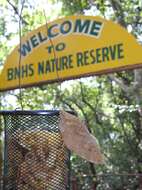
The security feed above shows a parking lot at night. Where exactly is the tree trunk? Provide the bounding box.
[0,96,2,182]
[72,177,78,190]
[0,142,2,178]
[133,69,142,189]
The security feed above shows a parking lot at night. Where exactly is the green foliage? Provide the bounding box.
[58,0,89,15]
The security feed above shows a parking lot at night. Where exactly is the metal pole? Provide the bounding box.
[3,116,8,190]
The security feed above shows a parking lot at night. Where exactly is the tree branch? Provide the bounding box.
[79,82,115,120]
[109,0,127,27]
[108,74,134,95]
[7,0,28,25]
[60,99,77,113]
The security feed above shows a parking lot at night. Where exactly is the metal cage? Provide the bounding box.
[0,110,72,190]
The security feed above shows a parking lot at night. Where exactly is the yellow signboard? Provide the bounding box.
[0,15,142,91]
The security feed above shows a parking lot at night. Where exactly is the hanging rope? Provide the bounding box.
[43,10,62,96]
[18,0,25,110]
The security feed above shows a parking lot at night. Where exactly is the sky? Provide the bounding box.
[6,0,63,47]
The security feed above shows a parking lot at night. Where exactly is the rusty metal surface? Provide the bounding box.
[2,112,70,190]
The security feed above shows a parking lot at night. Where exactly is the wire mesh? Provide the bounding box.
[1,110,71,190]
